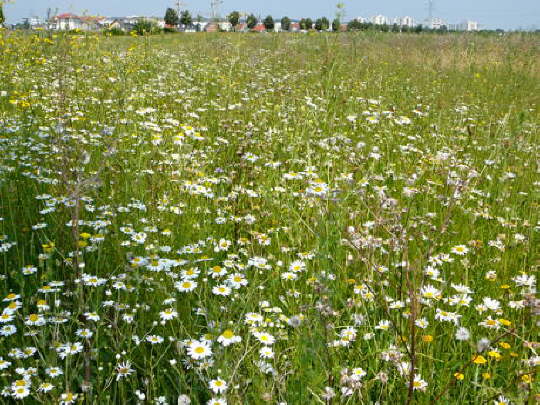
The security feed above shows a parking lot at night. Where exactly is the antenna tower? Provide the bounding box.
[175,0,186,17]
[210,0,223,20]
[427,0,434,27]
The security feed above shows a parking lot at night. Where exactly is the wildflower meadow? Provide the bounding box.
[0,30,538,404]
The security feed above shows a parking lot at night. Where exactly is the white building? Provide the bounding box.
[426,17,446,29]
[371,15,389,25]
[398,16,415,27]
[48,13,103,31]
[218,21,232,31]
[458,20,479,31]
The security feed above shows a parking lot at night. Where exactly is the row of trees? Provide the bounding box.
[346,20,462,33]
[228,12,342,32]
[164,8,193,28]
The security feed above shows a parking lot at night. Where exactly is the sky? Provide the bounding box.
[3,0,539,30]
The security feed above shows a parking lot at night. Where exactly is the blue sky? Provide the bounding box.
[4,0,539,29]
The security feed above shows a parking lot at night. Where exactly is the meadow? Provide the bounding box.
[0,30,538,404]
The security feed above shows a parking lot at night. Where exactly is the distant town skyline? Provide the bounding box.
[3,0,539,30]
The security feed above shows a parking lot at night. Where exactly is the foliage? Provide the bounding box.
[228,11,240,30]
[281,16,291,32]
[180,10,192,27]
[299,18,313,30]
[263,15,275,31]
[164,7,179,27]
[247,14,258,29]
[314,17,330,31]
[0,31,538,405]
[103,27,125,36]
[133,18,160,35]
[332,18,340,32]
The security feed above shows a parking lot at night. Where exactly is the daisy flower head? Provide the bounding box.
[209,378,228,394]
[212,285,231,296]
[116,361,135,380]
[217,329,241,347]
[187,340,212,360]
[60,392,78,405]
[254,331,275,345]
[412,374,428,391]
[451,245,469,255]
[175,280,198,293]
[207,398,227,405]
[350,367,366,381]
[146,335,164,344]
[259,346,274,359]
[37,382,54,393]
[12,386,30,399]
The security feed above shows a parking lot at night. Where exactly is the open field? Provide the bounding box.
[0,31,538,404]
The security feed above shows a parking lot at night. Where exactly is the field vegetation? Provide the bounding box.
[0,30,538,404]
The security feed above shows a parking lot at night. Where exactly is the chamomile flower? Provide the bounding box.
[45,367,63,378]
[59,392,78,405]
[254,331,275,345]
[175,280,198,292]
[207,398,227,405]
[217,330,241,347]
[146,335,164,344]
[451,245,469,255]
[116,361,135,380]
[411,374,428,391]
[212,285,231,296]
[37,382,54,393]
[187,340,212,360]
[159,308,178,321]
[259,347,274,359]
[209,378,228,394]
[12,386,30,399]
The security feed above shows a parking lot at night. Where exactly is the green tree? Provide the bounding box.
[315,17,329,31]
[300,18,313,30]
[180,10,192,27]
[164,8,179,27]
[246,14,257,29]
[263,15,274,31]
[134,18,158,35]
[347,19,364,31]
[0,3,4,27]
[228,11,240,30]
[280,16,291,31]
[332,18,340,32]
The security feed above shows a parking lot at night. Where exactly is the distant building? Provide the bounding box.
[24,16,45,29]
[458,20,479,31]
[204,23,219,32]
[426,17,446,29]
[395,16,415,28]
[48,13,105,31]
[371,15,389,25]
[290,22,300,32]
[252,23,266,32]
[218,21,232,31]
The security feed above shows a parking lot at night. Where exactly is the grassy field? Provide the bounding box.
[0,30,538,404]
